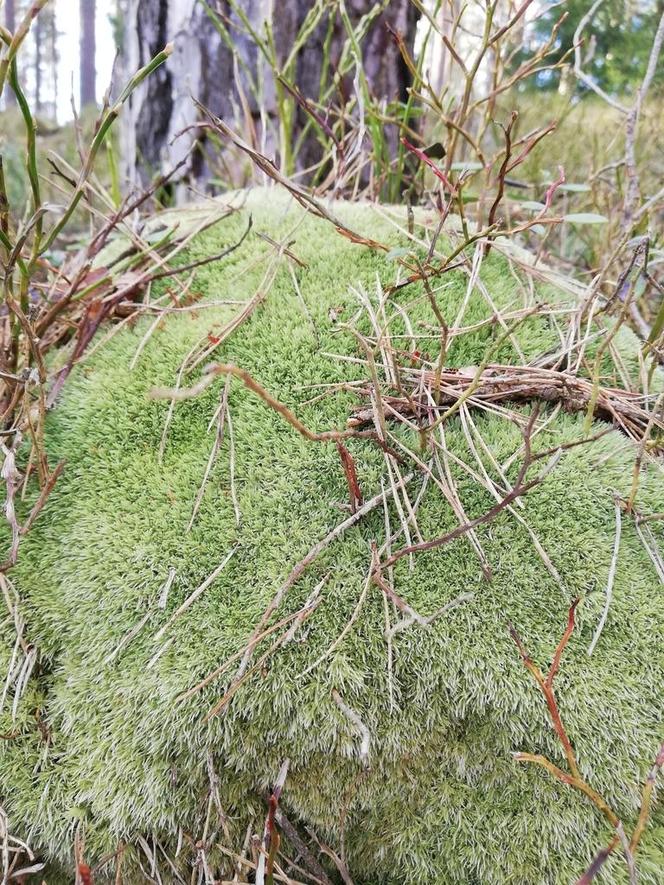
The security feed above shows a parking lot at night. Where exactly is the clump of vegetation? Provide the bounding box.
[1,2,664,883]
[1,194,663,883]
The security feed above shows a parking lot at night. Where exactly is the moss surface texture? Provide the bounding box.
[2,191,663,884]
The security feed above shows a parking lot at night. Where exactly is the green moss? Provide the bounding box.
[1,191,663,883]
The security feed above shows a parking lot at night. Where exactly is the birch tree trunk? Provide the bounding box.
[80,0,97,107]
[116,0,418,194]
[4,0,16,107]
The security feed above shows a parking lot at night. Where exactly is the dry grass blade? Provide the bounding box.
[193,101,389,252]
[332,690,370,768]
[214,476,412,716]
[587,497,622,656]
[153,547,237,642]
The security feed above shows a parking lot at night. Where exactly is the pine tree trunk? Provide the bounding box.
[80,0,97,108]
[116,0,418,194]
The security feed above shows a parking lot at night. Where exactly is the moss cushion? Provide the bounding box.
[1,191,663,883]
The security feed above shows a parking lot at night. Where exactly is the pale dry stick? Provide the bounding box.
[383,423,563,570]
[186,375,231,533]
[132,298,248,315]
[127,279,195,372]
[425,306,544,432]
[630,742,664,853]
[157,340,202,464]
[304,827,355,885]
[371,542,427,626]
[266,808,334,885]
[153,840,186,884]
[124,241,278,370]
[587,496,622,656]
[332,690,371,768]
[429,392,492,580]
[450,243,483,338]
[634,520,664,585]
[382,451,415,571]
[176,581,326,705]
[459,404,562,585]
[297,474,426,682]
[216,845,312,885]
[226,405,241,528]
[282,576,329,644]
[12,646,39,722]
[83,287,172,367]
[387,592,474,640]
[153,547,237,643]
[204,593,324,719]
[158,567,176,609]
[460,403,525,507]
[103,611,152,667]
[1,438,21,567]
[431,431,492,578]
[185,243,286,375]
[103,567,177,666]
[469,260,527,364]
[606,333,636,395]
[381,480,396,711]
[345,322,390,443]
[383,416,508,520]
[298,568,372,679]
[616,822,637,885]
[228,476,413,694]
[207,752,232,843]
[288,264,318,346]
[9,646,36,722]
[351,283,395,387]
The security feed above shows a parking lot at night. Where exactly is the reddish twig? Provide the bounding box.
[401,137,457,194]
[336,441,363,513]
[509,599,581,778]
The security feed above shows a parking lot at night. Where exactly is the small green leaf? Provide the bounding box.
[559,183,591,193]
[385,246,411,261]
[563,213,608,224]
[518,200,546,211]
[450,161,483,172]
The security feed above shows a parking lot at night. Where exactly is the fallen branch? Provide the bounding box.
[348,364,663,451]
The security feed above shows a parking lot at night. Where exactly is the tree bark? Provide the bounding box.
[35,11,43,114]
[116,0,418,194]
[79,0,97,108]
[4,0,16,106]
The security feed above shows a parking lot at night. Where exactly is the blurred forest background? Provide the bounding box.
[1,0,663,421]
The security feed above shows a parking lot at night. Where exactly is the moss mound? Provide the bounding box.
[2,192,663,883]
